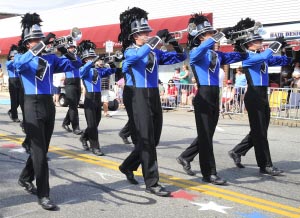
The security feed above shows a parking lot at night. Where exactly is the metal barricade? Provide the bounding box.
[269,87,300,120]
[159,82,300,121]
[160,82,196,110]
[220,85,246,115]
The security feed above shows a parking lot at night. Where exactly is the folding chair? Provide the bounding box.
[269,90,288,116]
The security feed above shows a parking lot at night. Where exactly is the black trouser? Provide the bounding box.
[19,95,55,198]
[119,121,131,138]
[120,86,139,171]
[122,88,162,188]
[121,85,137,143]
[8,78,23,119]
[232,86,273,168]
[189,86,219,177]
[81,92,102,149]
[63,78,81,130]
[180,137,198,162]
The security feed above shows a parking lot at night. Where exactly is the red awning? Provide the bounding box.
[219,44,234,52]
[0,13,212,55]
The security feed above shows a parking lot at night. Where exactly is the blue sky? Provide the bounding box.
[0,0,91,14]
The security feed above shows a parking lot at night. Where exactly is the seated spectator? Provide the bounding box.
[221,80,235,112]
[162,79,178,107]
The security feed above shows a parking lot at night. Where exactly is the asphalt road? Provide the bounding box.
[0,96,300,218]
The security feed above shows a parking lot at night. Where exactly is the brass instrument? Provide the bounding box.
[105,50,123,62]
[52,27,82,47]
[226,22,265,44]
[167,23,198,40]
[160,23,198,51]
[169,29,188,40]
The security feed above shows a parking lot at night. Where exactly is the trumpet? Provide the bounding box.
[168,23,198,40]
[169,29,188,40]
[226,22,265,43]
[105,50,123,62]
[52,27,82,48]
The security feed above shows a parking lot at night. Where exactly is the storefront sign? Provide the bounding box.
[269,30,300,39]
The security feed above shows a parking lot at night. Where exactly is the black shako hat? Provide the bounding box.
[21,13,45,43]
[7,44,18,60]
[77,40,97,60]
[118,7,152,53]
[187,13,216,49]
[230,17,263,52]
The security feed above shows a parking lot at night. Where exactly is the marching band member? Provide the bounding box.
[78,40,116,156]
[7,44,24,123]
[61,40,83,135]
[176,13,248,185]
[117,7,187,196]
[14,13,81,210]
[227,18,292,175]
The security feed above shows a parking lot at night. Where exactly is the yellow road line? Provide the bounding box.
[160,173,300,214]
[159,177,300,218]
[1,135,300,218]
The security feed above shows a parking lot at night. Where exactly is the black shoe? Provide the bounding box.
[228,150,245,168]
[119,165,138,185]
[145,185,171,197]
[202,175,227,185]
[92,148,104,156]
[260,167,283,176]
[18,179,37,194]
[38,197,57,210]
[118,132,131,144]
[79,136,89,151]
[22,142,30,154]
[13,118,21,123]
[176,156,195,176]
[73,129,83,135]
[62,124,72,132]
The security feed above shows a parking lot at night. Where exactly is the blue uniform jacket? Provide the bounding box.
[80,61,116,93]
[6,60,19,78]
[14,51,82,95]
[63,55,81,78]
[123,44,187,88]
[242,49,292,86]
[190,38,248,86]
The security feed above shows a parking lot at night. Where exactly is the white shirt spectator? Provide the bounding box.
[53,73,65,88]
